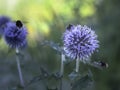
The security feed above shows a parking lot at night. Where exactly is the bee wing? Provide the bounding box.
[90,61,108,70]
[22,21,28,24]
[13,20,28,24]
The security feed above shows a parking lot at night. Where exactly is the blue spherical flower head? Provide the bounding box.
[0,16,11,35]
[63,24,99,61]
[4,20,27,48]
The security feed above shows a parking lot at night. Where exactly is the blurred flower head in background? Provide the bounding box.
[0,16,11,35]
[4,20,27,48]
[63,24,99,60]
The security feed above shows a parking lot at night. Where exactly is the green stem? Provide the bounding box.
[60,54,65,75]
[60,78,63,90]
[16,48,25,87]
[60,54,65,90]
[76,57,80,72]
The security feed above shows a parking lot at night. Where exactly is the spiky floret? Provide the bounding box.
[4,21,27,48]
[63,24,99,60]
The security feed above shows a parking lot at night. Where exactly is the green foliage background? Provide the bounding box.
[0,0,120,90]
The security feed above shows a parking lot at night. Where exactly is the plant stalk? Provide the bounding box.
[76,57,80,72]
[16,48,25,87]
[60,54,65,75]
[60,54,65,90]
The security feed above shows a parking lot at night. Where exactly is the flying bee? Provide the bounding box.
[93,61,108,69]
[99,61,108,68]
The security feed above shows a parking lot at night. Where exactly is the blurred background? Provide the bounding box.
[0,0,120,90]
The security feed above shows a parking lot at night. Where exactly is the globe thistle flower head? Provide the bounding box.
[63,24,99,61]
[0,16,11,34]
[4,20,27,48]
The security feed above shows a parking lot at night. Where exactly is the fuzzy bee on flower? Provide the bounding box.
[4,19,28,48]
[16,20,23,28]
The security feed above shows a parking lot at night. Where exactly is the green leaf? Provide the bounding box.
[71,74,93,90]
[46,86,58,90]
[69,71,80,80]
[25,67,50,87]
[41,41,62,54]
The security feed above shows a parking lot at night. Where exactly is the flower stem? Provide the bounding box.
[16,48,25,87]
[60,78,63,90]
[60,54,65,75]
[76,57,80,72]
[60,54,65,90]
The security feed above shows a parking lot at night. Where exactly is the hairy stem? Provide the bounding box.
[16,48,24,87]
[60,54,65,75]
[60,54,65,90]
[60,78,63,90]
[76,57,80,72]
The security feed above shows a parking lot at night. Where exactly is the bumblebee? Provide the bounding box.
[99,61,108,68]
[16,20,23,28]
[66,24,74,30]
